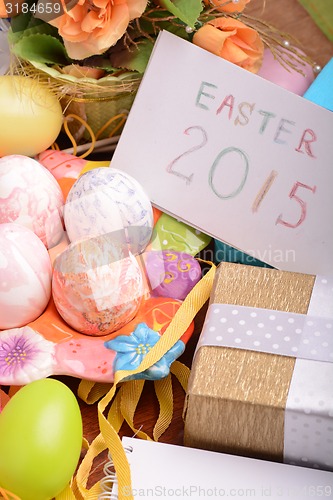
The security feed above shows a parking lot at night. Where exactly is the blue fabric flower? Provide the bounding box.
[105,322,185,381]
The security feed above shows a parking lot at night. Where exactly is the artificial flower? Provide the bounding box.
[206,0,250,13]
[0,1,6,17]
[60,64,106,79]
[105,322,185,380]
[193,17,264,73]
[0,0,264,76]
[0,326,55,385]
[48,0,149,60]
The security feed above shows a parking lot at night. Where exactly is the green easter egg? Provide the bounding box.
[151,213,211,255]
[0,378,82,500]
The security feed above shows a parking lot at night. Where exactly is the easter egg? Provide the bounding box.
[0,155,64,248]
[151,212,211,255]
[52,234,144,336]
[258,48,314,96]
[37,149,87,180]
[0,378,82,500]
[0,75,63,157]
[36,149,110,181]
[142,250,202,300]
[0,223,52,329]
[64,167,153,254]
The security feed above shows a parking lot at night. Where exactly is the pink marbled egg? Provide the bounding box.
[52,234,144,336]
[0,155,64,248]
[0,223,52,329]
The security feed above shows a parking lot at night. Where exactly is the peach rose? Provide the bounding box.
[60,64,106,79]
[193,17,264,73]
[48,0,148,60]
[0,1,7,17]
[205,0,250,13]
[0,0,26,16]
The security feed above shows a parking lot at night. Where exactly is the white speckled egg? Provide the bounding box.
[52,234,144,336]
[0,155,64,248]
[0,223,52,329]
[64,168,153,254]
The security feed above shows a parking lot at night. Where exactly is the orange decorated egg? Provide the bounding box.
[37,150,87,180]
[52,234,144,336]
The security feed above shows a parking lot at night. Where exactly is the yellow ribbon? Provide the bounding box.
[1,263,214,500]
[67,261,216,499]
[0,488,21,500]
[153,374,174,442]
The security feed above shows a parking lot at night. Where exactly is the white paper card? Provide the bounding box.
[105,436,333,499]
[112,31,333,275]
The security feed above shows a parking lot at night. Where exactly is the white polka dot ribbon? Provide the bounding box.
[196,274,333,471]
[284,358,333,471]
[285,275,333,471]
[197,304,333,363]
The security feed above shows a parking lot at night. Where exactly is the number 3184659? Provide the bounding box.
[4,1,61,15]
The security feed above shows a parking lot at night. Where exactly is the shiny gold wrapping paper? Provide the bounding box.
[184,262,315,462]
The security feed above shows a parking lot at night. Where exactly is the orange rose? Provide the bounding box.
[0,1,7,17]
[60,64,106,79]
[204,0,250,13]
[193,17,264,73]
[0,0,26,17]
[48,0,148,60]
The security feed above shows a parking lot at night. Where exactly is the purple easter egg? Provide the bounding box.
[143,250,201,300]
[258,48,314,96]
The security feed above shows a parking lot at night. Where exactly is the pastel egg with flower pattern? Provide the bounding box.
[52,233,145,336]
[142,250,202,300]
[0,155,64,248]
[64,167,153,255]
[0,223,52,329]
[0,75,63,157]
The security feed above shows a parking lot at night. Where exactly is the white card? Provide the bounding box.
[112,31,333,275]
[106,436,333,499]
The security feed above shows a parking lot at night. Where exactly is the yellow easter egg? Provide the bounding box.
[0,76,63,157]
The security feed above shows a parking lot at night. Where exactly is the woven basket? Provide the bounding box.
[15,59,142,142]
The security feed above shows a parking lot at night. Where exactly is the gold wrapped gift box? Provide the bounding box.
[184,262,333,470]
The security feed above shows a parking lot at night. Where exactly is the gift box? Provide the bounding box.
[184,262,333,471]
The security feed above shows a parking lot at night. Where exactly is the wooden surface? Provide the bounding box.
[246,0,333,68]
[58,0,333,489]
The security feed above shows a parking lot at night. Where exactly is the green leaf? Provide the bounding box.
[9,10,59,44]
[12,33,69,65]
[133,16,192,40]
[82,56,120,73]
[157,0,203,28]
[109,39,155,73]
